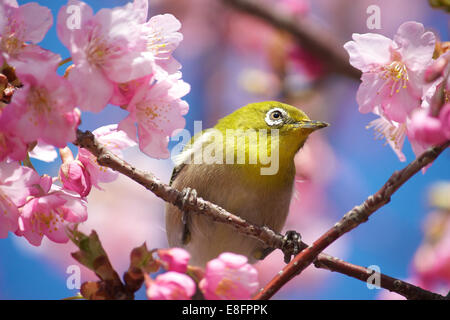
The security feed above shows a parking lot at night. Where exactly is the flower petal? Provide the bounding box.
[394,21,435,71]
[344,33,393,72]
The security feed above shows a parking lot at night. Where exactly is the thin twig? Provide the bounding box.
[254,141,450,300]
[314,252,445,300]
[222,0,361,80]
[74,129,447,300]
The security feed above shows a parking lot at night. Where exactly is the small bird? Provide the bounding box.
[165,101,328,267]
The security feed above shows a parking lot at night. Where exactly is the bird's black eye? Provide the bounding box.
[265,108,286,126]
[270,110,282,120]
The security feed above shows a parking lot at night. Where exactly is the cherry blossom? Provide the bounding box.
[408,109,447,145]
[118,72,189,159]
[59,147,91,197]
[0,162,40,238]
[56,0,154,112]
[344,21,435,122]
[158,248,191,273]
[199,253,259,300]
[0,56,80,148]
[16,175,87,246]
[0,1,53,68]
[56,0,184,114]
[146,271,196,300]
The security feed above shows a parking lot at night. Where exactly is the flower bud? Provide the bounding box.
[408,109,447,145]
[145,272,196,300]
[158,248,191,273]
[199,252,259,300]
[59,147,92,197]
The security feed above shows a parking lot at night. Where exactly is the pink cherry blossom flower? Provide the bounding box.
[16,175,87,246]
[146,271,196,300]
[0,1,53,67]
[0,57,80,148]
[158,248,191,273]
[56,0,159,112]
[408,109,447,145]
[199,252,259,300]
[0,162,40,238]
[77,124,136,189]
[344,21,435,122]
[59,147,91,197]
[118,72,189,159]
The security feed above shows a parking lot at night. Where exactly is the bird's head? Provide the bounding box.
[215,101,329,159]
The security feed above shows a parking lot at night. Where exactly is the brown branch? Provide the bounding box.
[254,141,450,300]
[314,252,445,300]
[75,129,447,300]
[222,0,361,80]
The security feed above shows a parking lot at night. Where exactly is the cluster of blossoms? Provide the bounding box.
[0,0,189,245]
[344,21,449,163]
[145,248,259,300]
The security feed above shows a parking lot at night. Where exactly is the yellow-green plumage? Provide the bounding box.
[165,101,328,266]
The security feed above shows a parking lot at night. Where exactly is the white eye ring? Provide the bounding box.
[265,108,286,126]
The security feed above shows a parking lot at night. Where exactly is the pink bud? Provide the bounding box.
[408,109,447,145]
[146,271,196,300]
[199,252,259,300]
[158,248,191,273]
[59,147,92,197]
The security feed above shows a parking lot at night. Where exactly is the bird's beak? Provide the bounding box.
[294,120,329,131]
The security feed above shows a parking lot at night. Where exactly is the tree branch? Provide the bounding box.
[314,252,445,300]
[221,0,361,80]
[254,141,450,300]
[74,129,448,300]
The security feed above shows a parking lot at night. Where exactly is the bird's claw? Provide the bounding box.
[281,230,303,263]
[181,187,197,210]
[180,187,197,223]
[180,188,197,244]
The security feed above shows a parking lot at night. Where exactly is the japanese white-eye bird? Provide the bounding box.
[165,101,328,267]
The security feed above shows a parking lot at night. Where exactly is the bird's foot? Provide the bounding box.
[180,187,197,244]
[281,230,304,263]
[180,187,198,216]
